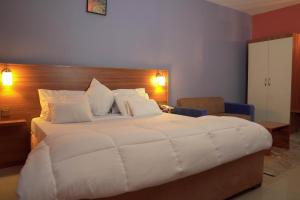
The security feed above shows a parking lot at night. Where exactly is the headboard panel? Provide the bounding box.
[0,63,168,124]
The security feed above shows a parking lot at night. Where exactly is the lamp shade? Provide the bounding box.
[155,71,166,86]
[2,67,13,86]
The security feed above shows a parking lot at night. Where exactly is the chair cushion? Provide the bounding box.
[215,113,251,121]
[177,97,224,115]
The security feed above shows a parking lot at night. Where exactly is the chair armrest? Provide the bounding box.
[224,102,255,121]
[171,107,208,117]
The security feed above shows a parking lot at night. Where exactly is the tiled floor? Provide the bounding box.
[233,165,300,200]
[1,133,300,200]
[0,166,21,200]
[233,132,300,200]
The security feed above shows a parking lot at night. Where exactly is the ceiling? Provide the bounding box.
[205,0,300,15]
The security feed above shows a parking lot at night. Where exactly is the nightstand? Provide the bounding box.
[259,121,290,155]
[0,119,30,168]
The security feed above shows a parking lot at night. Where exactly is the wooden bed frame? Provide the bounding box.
[0,63,264,200]
[96,151,264,200]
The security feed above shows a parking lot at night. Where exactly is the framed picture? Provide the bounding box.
[87,0,107,16]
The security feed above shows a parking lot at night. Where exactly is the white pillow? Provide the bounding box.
[127,99,162,117]
[38,89,85,120]
[113,88,149,99]
[49,98,93,124]
[43,96,64,121]
[112,88,149,114]
[46,94,92,121]
[114,94,145,116]
[113,89,137,96]
[86,79,114,116]
[135,88,150,99]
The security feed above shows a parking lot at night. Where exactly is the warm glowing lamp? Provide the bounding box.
[1,65,13,86]
[155,71,166,86]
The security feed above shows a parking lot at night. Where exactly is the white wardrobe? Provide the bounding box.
[247,35,300,124]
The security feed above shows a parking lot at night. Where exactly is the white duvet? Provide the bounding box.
[17,114,272,200]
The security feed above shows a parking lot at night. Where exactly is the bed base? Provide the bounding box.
[93,151,264,200]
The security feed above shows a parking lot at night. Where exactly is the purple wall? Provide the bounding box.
[0,0,251,105]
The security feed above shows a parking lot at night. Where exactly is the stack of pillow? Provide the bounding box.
[38,78,162,124]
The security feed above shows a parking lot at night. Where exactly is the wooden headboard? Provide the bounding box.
[0,63,168,124]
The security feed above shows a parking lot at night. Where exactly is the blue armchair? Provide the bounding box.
[224,102,255,121]
[173,97,255,121]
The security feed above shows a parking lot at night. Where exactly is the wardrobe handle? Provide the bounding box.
[264,78,267,87]
[268,78,271,86]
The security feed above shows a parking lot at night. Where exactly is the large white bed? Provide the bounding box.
[18,113,272,200]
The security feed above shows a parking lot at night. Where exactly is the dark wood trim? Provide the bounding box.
[290,34,300,132]
[259,121,289,130]
[291,34,300,112]
[0,119,26,127]
[291,112,300,133]
[248,33,294,44]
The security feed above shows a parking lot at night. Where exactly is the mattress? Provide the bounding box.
[19,113,272,200]
[31,114,129,144]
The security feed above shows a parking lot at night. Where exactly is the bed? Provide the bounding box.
[18,113,271,200]
[1,64,271,200]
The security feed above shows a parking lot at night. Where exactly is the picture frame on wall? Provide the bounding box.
[87,0,107,16]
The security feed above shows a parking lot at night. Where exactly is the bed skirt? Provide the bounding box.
[93,150,264,200]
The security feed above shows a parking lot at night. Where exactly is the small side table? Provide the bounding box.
[0,119,30,168]
[259,121,290,150]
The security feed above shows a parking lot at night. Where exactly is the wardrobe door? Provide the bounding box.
[267,37,293,123]
[248,41,269,122]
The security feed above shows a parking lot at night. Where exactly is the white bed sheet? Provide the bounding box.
[19,113,272,200]
[31,114,129,144]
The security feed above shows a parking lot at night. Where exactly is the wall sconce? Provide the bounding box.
[155,71,166,86]
[1,64,13,86]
